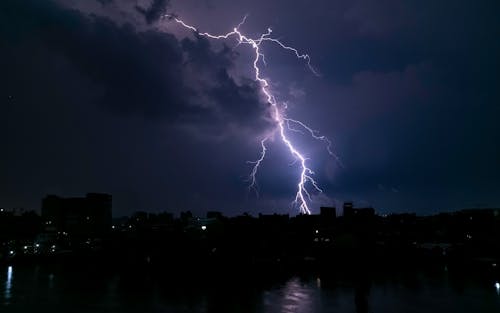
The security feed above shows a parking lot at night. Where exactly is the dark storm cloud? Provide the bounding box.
[194,0,499,212]
[180,37,271,131]
[135,0,170,24]
[0,0,271,133]
[0,0,273,213]
[113,0,500,213]
[320,1,500,212]
[96,0,113,6]
[1,0,499,215]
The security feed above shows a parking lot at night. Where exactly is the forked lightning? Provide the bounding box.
[166,15,337,214]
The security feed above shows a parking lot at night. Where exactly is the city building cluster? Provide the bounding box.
[1,194,499,273]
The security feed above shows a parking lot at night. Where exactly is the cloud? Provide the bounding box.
[343,0,411,37]
[135,0,171,24]
[0,0,278,212]
[0,0,274,138]
[2,0,499,214]
[96,0,113,6]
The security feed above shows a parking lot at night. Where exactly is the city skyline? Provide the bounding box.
[1,192,498,219]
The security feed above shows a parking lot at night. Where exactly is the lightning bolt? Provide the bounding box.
[165,15,338,214]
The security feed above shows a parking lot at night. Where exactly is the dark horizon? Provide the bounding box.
[1,192,499,219]
[2,197,500,312]
[2,193,500,278]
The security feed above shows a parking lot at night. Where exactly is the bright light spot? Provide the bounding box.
[495,282,500,291]
[0,208,3,212]
[5,266,13,301]
[112,225,115,229]
[315,229,319,234]
[23,246,27,249]
[9,250,14,255]
[51,245,56,249]
[35,243,40,248]
[201,225,207,231]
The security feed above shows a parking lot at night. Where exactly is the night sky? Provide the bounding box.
[1,0,499,216]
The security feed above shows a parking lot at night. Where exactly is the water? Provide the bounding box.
[1,264,499,312]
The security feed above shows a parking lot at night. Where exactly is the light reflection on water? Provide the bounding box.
[0,265,499,312]
[280,278,312,313]
[48,273,54,290]
[4,266,12,303]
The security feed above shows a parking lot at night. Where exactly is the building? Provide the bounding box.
[320,206,337,219]
[343,202,375,219]
[41,193,112,238]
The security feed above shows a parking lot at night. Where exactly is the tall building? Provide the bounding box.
[320,206,337,219]
[41,193,112,238]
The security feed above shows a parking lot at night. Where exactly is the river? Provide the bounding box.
[1,263,500,312]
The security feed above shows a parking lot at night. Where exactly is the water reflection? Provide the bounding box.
[4,266,12,303]
[48,273,55,290]
[1,265,500,312]
[280,278,312,313]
